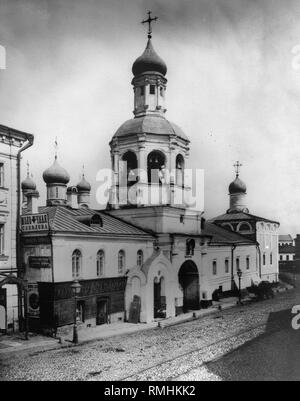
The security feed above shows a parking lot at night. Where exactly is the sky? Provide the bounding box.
[0,0,299,235]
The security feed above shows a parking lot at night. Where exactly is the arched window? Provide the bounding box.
[213,260,217,275]
[186,239,195,256]
[147,150,166,184]
[137,250,143,267]
[270,253,273,265]
[72,249,82,278]
[263,253,266,265]
[176,154,185,187]
[236,257,240,271]
[118,250,125,274]
[121,151,138,187]
[246,256,250,270]
[97,250,105,277]
[225,259,229,273]
[237,222,252,233]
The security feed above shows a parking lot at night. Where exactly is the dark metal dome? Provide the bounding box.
[43,157,70,185]
[21,175,36,191]
[229,176,247,194]
[132,39,167,77]
[77,175,91,192]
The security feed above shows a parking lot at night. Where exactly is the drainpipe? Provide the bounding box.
[256,243,262,279]
[15,133,34,331]
[231,244,236,291]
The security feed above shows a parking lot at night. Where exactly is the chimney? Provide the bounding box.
[67,186,78,209]
[26,190,40,214]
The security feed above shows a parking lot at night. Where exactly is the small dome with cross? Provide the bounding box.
[132,38,167,77]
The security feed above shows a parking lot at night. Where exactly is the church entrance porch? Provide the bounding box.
[178,261,200,312]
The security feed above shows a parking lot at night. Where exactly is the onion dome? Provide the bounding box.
[77,174,91,192]
[229,175,247,194]
[21,174,36,191]
[42,157,70,185]
[132,39,167,77]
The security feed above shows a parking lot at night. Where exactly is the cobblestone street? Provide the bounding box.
[1,285,299,381]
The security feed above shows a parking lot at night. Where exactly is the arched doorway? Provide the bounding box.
[178,261,200,311]
[153,276,166,318]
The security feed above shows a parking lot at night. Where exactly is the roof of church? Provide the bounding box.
[210,211,279,225]
[203,222,256,245]
[23,206,154,238]
[113,115,189,142]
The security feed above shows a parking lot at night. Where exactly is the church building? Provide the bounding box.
[20,15,279,331]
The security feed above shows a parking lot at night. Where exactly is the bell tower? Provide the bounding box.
[108,13,201,217]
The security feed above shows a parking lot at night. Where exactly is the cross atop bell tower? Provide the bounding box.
[141,11,158,39]
[233,161,242,177]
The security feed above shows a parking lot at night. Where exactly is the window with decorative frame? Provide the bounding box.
[97,250,105,277]
[225,258,229,274]
[137,250,143,267]
[212,260,217,276]
[72,249,82,278]
[118,250,125,274]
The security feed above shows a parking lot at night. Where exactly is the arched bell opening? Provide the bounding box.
[122,151,138,187]
[176,154,185,187]
[147,150,166,184]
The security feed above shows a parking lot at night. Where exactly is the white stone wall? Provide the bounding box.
[125,235,258,323]
[256,221,279,282]
[52,235,154,282]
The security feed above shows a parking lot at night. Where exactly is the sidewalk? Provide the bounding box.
[0,333,59,356]
[0,297,243,357]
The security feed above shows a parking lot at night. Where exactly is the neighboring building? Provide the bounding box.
[20,20,277,330]
[279,244,295,262]
[0,124,34,333]
[279,235,294,247]
[210,167,280,283]
[278,235,296,271]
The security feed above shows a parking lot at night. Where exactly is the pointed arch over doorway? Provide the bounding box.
[178,260,200,312]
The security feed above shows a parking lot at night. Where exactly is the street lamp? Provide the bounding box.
[237,269,243,304]
[71,279,81,344]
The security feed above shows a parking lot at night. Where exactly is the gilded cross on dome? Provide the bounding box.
[233,161,243,177]
[141,11,158,38]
